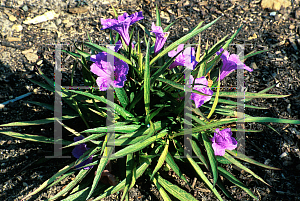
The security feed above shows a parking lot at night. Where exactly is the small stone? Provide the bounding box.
[4,10,17,22]
[23,10,59,25]
[68,6,89,14]
[250,62,258,70]
[12,24,23,32]
[289,24,295,30]
[270,11,276,16]
[280,152,288,158]
[287,104,291,114]
[261,0,291,11]
[23,182,28,187]
[55,19,62,26]
[6,37,21,42]
[248,33,257,40]
[22,49,39,63]
[22,5,29,12]
[295,8,300,19]
[264,159,271,165]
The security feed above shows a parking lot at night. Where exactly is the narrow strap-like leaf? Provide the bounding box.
[150,139,169,179]
[201,132,218,187]
[186,154,223,201]
[218,166,258,200]
[223,153,270,186]
[156,174,198,201]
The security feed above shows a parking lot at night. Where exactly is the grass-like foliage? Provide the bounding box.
[2,6,300,201]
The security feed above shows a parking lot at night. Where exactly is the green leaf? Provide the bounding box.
[174,118,242,137]
[207,68,221,119]
[208,98,268,109]
[92,157,152,201]
[150,17,220,65]
[67,90,134,119]
[0,131,72,145]
[150,139,169,179]
[223,153,270,186]
[226,150,280,170]
[163,19,179,32]
[144,37,151,117]
[0,115,77,127]
[113,129,167,159]
[186,154,223,201]
[86,143,113,200]
[201,133,218,187]
[190,138,209,170]
[82,124,141,133]
[216,91,289,99]
[152,176,172,201]
[84,42,132,65]
[157,174,198,201]
[22,163,75,200]
[218,166,258,200]
[121,153,134,201]
[157,77,211,97]
[243,49,268,61]
[155,4,161,27]
[115,88,129,108]
[244,116,300,124]
[47,169,90,201]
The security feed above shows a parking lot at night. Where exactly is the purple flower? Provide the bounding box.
[151,23,169,54]
[72,136,94,170]
[90,41,129,91]
[188,75,213,108]
[210,128,237,156]
[168,44,198,70]
[216,48,253,81]
[101,11,144,46]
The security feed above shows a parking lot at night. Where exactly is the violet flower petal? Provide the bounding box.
[210,128,237,156]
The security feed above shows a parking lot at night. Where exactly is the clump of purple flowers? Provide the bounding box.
[210,128,237,156]
[72,136,94,169]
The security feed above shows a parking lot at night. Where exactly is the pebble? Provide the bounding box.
[250,62,258,70]
[22,5,29,12]
[270,12,276,16]
[261,0,291,10]
[264,159,271,165]
[279,152,288,158]
[12,24,23,32]
[6,37,21,42]
[295,8,300,19]
[22,49,39,63]
[287,104,291,114]
[289,24,295,30]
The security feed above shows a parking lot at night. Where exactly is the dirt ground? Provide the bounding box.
[1,0,300,200]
